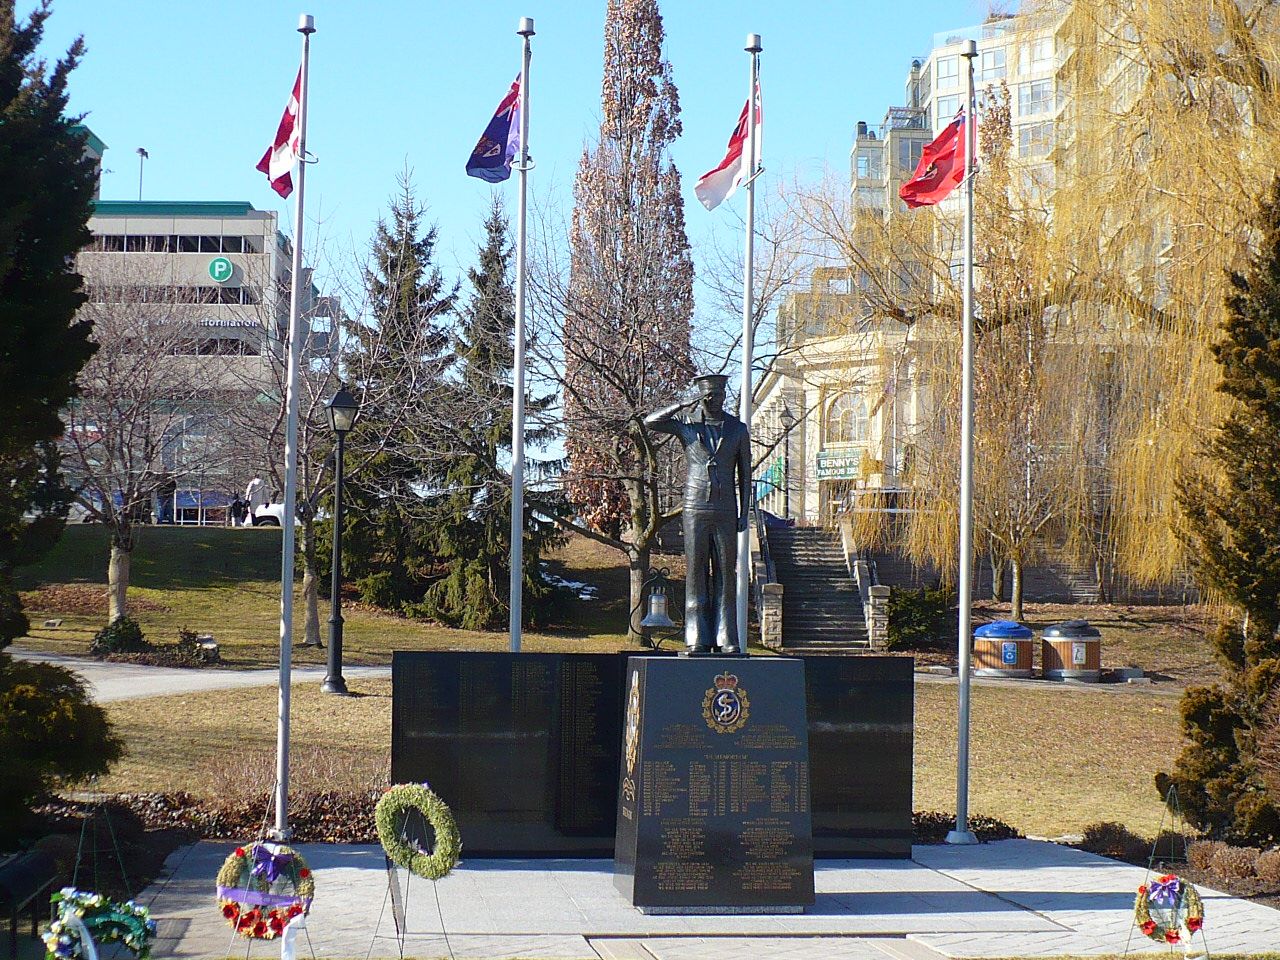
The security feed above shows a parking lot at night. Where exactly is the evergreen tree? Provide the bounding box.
[342,174,457,608]
[0,1,97,646]
[1166,177,1280,843]
[418,199,562,629]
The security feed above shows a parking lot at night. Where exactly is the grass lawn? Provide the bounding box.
[97,673,1182,839]
[13,527,712,666]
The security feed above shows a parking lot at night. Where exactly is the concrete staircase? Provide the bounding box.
[769,527,871,654]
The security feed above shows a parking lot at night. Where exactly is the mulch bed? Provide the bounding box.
[21,584,170,616]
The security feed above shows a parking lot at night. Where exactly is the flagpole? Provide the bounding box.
[509,17,534,653]
[273,12,314,841]
[736,33,761,654]
[947,37,979,847]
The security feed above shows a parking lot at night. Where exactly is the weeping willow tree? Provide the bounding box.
[1022,0,1280,587]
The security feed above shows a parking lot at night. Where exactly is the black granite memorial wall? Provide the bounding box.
[391,651,912,858]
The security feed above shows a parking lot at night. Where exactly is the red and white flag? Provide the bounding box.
[256,68,302,199]
[695,86,762,212]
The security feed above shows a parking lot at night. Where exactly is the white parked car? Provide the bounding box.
[251,503,285,526]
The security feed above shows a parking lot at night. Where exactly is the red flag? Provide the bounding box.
[899,111,968,209]
[695,85,762,212]
[256,69,302,199]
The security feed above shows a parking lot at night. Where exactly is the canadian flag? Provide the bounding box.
[256,68,302,199]
[695,86,762,212]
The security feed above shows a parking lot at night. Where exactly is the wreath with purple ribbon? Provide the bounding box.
[215,842,314,940]
[1133,873,1204,944]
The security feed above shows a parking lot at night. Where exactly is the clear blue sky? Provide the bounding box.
[39,0,993,310]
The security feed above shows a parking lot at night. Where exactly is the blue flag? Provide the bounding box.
[466,76,522,183]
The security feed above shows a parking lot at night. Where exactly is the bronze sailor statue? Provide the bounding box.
[645,374,752,655]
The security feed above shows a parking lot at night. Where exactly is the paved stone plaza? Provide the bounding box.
[143,839,1278,958]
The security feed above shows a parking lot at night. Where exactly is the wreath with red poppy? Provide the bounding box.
[1133,874,1204,944]
[214,842,315,941]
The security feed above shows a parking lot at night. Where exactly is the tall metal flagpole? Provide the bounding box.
[509,17,534,653]
[273,12,314,840]
[947,38,980,847]
[736,33,761,653]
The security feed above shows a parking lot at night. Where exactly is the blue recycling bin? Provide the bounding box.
[973,620,1034,678]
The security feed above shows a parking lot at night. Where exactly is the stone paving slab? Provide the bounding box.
[139,840,1279,958]
[911,839,1279,955]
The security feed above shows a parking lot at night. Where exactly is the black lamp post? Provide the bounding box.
[780,404,796,520]
[321,385,359,695]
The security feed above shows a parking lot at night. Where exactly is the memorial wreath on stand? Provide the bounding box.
[42,888,157,960]
[1133,874,1204,945]
[215,842,314,940]
[375,783,461,881]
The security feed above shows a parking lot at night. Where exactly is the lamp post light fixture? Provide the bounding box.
[779,404,797,520]
[322,385,359,695]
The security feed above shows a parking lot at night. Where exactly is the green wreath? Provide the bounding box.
[375,783,461,881]
[42,888,157,960]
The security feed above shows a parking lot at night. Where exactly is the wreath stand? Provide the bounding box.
[365,804,454,960]
[1122,784,1212,959]
[219,789,318,960]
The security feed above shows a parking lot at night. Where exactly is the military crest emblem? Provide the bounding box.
[703,671,750,734]
[622,671,641,802]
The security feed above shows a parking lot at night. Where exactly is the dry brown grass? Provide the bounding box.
[99,674,1180,839]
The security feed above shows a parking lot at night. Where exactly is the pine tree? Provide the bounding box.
[560,0,695,641]
[0,1,97,646]
[342,174,457,607]
[419,199,561,629]
[1165,177,1280,843]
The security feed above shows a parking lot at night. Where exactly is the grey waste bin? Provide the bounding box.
[1042,619,1102,681]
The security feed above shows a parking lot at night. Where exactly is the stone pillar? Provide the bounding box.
[868,585,891,650]
[760,582,785,650]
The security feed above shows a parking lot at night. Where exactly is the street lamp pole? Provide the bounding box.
[322,385,358,695]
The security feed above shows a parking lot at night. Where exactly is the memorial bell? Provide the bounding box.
[640,582,677,629]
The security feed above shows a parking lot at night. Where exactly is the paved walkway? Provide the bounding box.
[141,840,1278,958]
[9,649,389,702]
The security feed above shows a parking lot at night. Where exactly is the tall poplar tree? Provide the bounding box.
[1165,178,1280,843]
[0,0,97,645]
[559,0,695,641]
[421,199,561,629]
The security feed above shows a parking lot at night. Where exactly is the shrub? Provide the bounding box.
[912,811,1020,844]
[175,628,219,665]
[1080,821,1149,863]
[0,654,122,844]
[355,571,397,609]
[90,616,147,655]
[886,585,955,651]
[1187,839,1226,872]
[1210,844,1261,879]
[31,833,79,884]
[1256,848,1280,885]
[1150,829,1193,863]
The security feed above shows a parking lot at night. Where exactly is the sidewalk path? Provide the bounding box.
[140,839,1277,958]
[9,649,389,702]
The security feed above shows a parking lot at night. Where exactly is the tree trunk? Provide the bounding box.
[301,517,322,647]
[108,534,131,623]
[628,542,651,646]
[1010,558,1025,622]
[989,553,1005,602]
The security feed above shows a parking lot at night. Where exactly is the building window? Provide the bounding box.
[1018,121,1054,157]
[1030,37,1054,69]
[897,138,923,174]
[936,55,958,87]
[935,94,961,126]
[980,47,1006,83]
[856,155,869,179]
[1018,80,1053,116]
[826,393,868,445]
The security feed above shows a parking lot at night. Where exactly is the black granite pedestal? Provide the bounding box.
[613,656,815,914]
